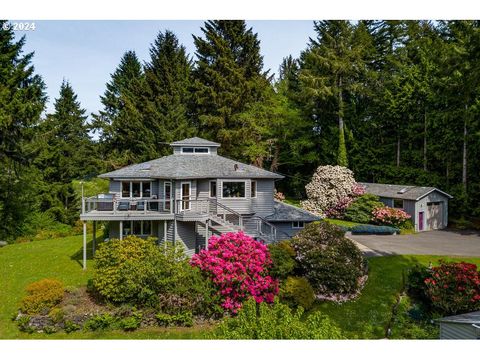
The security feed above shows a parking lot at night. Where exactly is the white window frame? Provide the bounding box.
[122,220,153,236]
[180,181,192,211]
[292,221,305,229]
[220,180,247,199]
[251,180,257,198]
[209,180,217,198]
[181,146,210,154]
[164,181,172,210]
[120,181,153,199]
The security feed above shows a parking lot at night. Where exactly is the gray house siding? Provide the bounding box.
[440,323,479,339]
[176,221,197,257]
[251,179,275,217]
[218,179,252,214]
[402,199,416,227]
[271,222,301,241]
[109,180,121,197]
[379,197,394,207]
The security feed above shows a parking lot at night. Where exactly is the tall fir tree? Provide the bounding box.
[191,20,273,162]
[142,30,194,154]
[0,21,47,242]
[93,50,150,167]
[36,80,96,224]
[298,21,369,168]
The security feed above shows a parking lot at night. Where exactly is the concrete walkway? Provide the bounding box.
[348,229,480,257]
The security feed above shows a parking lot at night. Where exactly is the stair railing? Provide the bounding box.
[207,198,243,229]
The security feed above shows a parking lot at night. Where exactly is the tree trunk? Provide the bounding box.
[338,77,344,135]
[396,136,401,167]
[423,108,427,172]
[270,143,280,172]
[462,106,468,191]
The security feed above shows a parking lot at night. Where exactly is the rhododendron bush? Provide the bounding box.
[301,165,365,217]
[372,206,411,227]
[424,261,480,315]
[191,232,278,313]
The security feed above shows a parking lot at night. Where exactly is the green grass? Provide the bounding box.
[2,234,479,339]
[0,235,209,339]
[324,218,364,228]
[310,255,480,339]
[283,198,302,207]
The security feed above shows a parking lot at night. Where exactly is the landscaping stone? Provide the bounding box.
[0,241,7,247]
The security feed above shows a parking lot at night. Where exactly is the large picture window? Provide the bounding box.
[120,181,152,198]
[122,220,152,236]
[222,181,246,198]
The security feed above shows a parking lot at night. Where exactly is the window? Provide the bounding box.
[122,182,130,197]
[120,181,152,198]
[194,147,209,153]
[132,182,141,197]
[393,199,404,209]
[164,182,171,210]
[222,181,246,198]
[210,181,217,198]
[122,220,152,236]
[143,182,151,197]
[251,180,257,198]
[181,147,209,154]
[292,221,304,229]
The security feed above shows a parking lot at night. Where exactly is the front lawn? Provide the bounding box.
[311,255,480,339]
[324,218,365,228]
[2,235,479,339]
[0,235,209,339]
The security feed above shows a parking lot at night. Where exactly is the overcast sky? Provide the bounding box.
[14,20,317,118]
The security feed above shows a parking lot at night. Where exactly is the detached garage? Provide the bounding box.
[436,311,480,339]
[360,183,453,232]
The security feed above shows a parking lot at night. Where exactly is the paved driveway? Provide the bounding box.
[348,229,480,257]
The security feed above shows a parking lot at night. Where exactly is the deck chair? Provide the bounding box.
[118,201,129,211]
[137,201,145,211]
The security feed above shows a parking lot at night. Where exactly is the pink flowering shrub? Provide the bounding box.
[372,206,411,227]
[190,232,279,313]
[274,189,285,202]
[324,183,366,219]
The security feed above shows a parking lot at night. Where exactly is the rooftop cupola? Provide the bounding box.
[170,137,220,155]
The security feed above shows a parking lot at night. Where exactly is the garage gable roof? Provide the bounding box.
[436,311,480,324]
[360,182,453,201]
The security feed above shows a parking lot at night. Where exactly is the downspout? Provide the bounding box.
[172,179,176,246]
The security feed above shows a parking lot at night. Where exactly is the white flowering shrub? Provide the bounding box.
[301,165,359,216]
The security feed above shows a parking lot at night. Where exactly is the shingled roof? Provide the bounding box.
[98,153,283,180]
[170,137,220,147]
[436,311,480,324]
[360,182,453,201]
[265,201,321,222]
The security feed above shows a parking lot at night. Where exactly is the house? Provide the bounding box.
[360,182,453,232]
[436,311,480,339]
[79,137,321,269]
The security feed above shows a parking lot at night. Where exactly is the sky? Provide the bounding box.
[14,20,317,118]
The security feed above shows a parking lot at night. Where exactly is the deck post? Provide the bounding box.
[92,221,96,256]
[119,221,123,240]
[205,219,209,249]
[164,220,167,249]
[83,221,87,270]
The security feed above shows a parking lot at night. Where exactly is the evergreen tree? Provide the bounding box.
[93,50,150,167]
[298,21,369,167]
[191,20,272,161]
[142,30,194,154]
[0,21,47,241]
[36,81,96,224]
